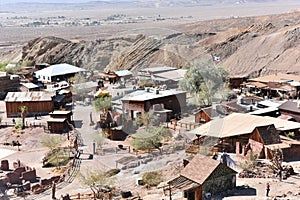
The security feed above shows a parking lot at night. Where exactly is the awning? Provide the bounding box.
[168,176,200,191]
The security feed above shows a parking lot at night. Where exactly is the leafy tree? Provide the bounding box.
[131,125,172,152]
[179,59,229,107]
[41,135,62,151]
[269,148,283,181]
[0,62,22,74]
[41,135,64,168]
[0,62,8,71]
[80,168,115,197]
[93,131,106,149]
[93,97,112,112]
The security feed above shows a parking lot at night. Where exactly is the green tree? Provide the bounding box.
[93,131,106,149]
[80,168,115,197]
[93,97,112,112]
[179,59,229,107]
[41,135,64,168]
[131,125,172,152]
[41,135,62,151]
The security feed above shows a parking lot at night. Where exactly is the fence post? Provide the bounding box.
[78,193,80,199]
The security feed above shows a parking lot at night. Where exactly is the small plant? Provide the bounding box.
[285,132,294,138]
[106,168,120,177]
[21,60,33,66]
[14,119,23,130]
[142,171,163,187]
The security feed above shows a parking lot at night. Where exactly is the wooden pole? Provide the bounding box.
[169,185,172,200]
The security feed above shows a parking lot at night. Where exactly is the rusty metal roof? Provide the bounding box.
[4,92,54,102]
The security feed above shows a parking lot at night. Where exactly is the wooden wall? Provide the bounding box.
[0,76,19,100]
[280,110,300,122]
[123,93,186,119]
[47,121,68,133]
[195,110,211,124]
[6,101,54,117]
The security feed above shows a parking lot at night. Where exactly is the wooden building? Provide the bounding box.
[228,75,248,89]
[246,73,300,98]
[47,118,68,133]
[49,110,73,122]
[168,155,237,200]
[186,113,300,159]
[5,92,54,117]
[20,82,42,92]
[278,100,300,122]
[152,69,187,89]
[115,70,133,81]
[102,70,133,84]
[219,95,264,115]
[0,72,20,100]
[121,89,186,121]
[194,107,219,124]
[138,66,177,79]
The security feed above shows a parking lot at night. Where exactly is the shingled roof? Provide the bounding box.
[278,101,300,114]
[168,154,237,189]
[181,155,221,184]
[188,113,300,140]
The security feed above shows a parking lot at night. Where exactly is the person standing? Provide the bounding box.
[52,181,56,199]
[266,182,270,197]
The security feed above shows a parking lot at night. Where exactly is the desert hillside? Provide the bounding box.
[19,10,300,77]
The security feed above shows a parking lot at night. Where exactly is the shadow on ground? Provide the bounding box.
[73,120,83,128]
[215,185,257,199]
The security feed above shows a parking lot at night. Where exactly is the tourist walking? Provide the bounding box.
[266,182,270,197]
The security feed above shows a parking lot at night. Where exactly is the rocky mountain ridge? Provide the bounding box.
[21,10,300,77]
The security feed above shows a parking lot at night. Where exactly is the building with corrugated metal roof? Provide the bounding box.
[4,92,55,117]
[34,63,85,83]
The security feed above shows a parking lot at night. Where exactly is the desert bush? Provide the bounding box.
[239,150,258,171]
[142,171,163,187]
[22,60,33,66]
[106,168,120,177]
[138,79,153,88]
